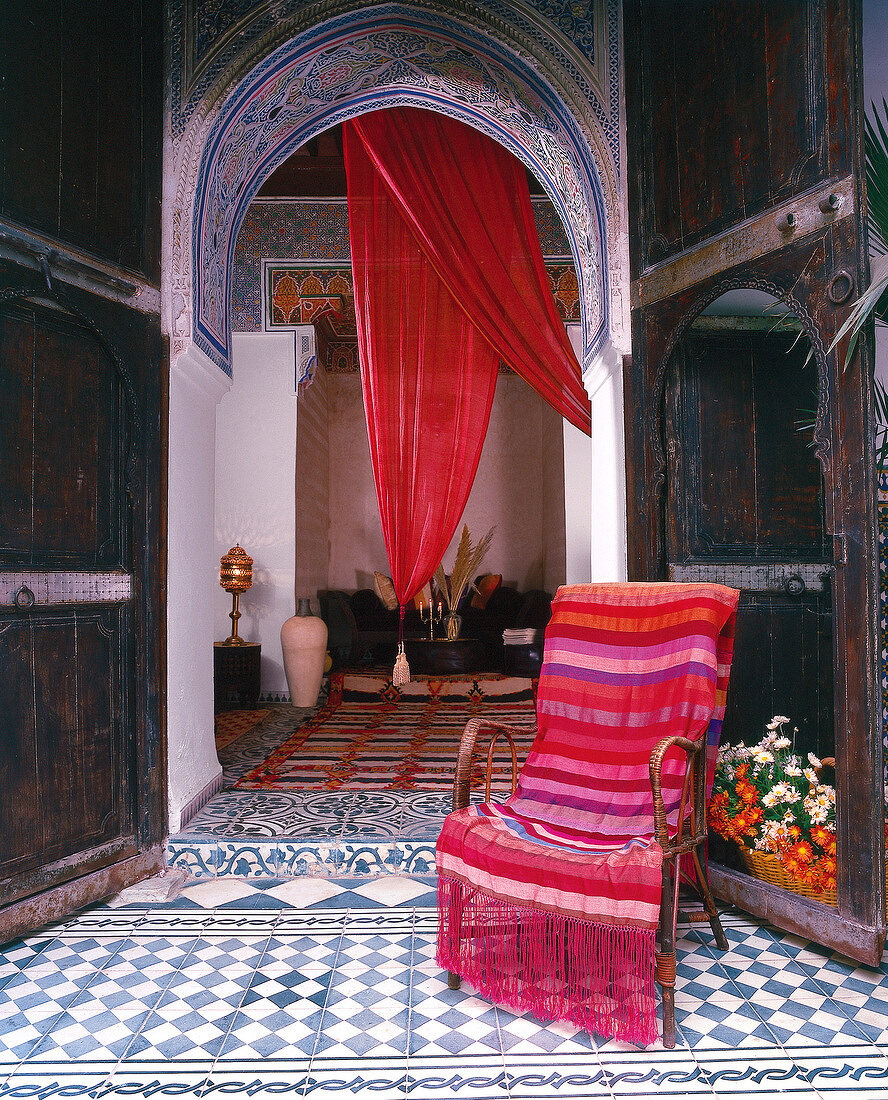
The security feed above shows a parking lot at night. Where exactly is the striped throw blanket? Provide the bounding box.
[437,582,739,1045]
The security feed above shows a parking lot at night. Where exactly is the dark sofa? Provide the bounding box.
[318,582,553,674]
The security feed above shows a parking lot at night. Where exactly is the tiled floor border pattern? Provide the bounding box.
[2,888,888,1099]
[167,789,452,879]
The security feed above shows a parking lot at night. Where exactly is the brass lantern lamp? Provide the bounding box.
[220,544,253,645]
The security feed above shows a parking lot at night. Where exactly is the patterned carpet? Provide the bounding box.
[214,709,270,750]
[231,671,538,792]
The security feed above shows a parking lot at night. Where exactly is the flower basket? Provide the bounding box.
[738,846,836,906]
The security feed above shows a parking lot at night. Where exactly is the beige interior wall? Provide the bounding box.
[540,401,567,593]
[295,366,331,610]
[324,371,566,594]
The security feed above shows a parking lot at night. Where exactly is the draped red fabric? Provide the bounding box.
[345,121,500,607]
[347,108,592,435]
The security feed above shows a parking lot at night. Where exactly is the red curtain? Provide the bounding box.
[347,109,592,434]
[344,108,591,609]
[345,120,500,606]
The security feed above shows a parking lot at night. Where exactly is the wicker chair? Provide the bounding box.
[437,583,738,1047]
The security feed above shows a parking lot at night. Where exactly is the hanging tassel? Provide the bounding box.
[393,641,411,686]
[392,604,410,685]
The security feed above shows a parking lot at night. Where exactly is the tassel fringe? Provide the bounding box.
[436,875,658,1046]
[393,643,410,686]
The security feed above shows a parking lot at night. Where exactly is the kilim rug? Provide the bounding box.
[214,709,270,751]
[233,671,538,791]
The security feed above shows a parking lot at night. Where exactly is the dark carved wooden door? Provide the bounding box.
[624,0,883,961]
[0,0,165,942]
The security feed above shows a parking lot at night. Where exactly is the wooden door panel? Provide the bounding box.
[628,0,828,269]
[722,591,834,761]
[0,310,34,550]
[33,321,116,564]
[0,306,119,568]
[625,0,882,959]
[667,331,825,558]
[0,619,38,881]
[0,0,164,942]
[0,1,162,280]
[0,607,130,894]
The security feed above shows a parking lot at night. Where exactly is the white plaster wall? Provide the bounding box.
[166,346,230,834]
[295,365,331,608]
[326,374,384,592]
[444,374,557,591]
[326,371,566,593]
[215,333,298,696]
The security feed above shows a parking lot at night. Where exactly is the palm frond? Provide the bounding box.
[831,99,888,370]
[874,377,888,471]
[866,98,888,257]
[829,253,888,369]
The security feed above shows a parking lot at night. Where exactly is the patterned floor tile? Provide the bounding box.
[177,877,263,908]
[503,1055,616,1098]
[676,995,783,1049]
[335,932,414,972]
[408,970,504,1056]
[214,969,330,1059]
[349,876,437,906]
[314,996,410,1057]
[5,890,888,1098]
[496,1008,600,1055]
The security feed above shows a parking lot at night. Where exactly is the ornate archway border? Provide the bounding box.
[168,3,623,376]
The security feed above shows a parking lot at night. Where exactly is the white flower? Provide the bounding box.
[762,790,780,808]
[772,782,800,804]
[785,764,803,777]
[767,715,790,729]
[804,767,819,784]
[807,752,822,769]
[773,737,792,751]
[752,748,775,765]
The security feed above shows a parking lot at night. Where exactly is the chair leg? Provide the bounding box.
[656,858,677,1048]
[447,971,461,990]
[692,846,728,952]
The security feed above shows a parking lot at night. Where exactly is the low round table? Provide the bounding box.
[404,636,484,675]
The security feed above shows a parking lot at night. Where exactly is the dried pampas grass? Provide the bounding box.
[434,525,495,612]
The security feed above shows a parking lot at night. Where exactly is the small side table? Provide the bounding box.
[404,637,484,675]
[214,641,261,710]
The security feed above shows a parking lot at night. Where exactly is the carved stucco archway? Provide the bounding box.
[162,1,627,832]
[166,2,626,375]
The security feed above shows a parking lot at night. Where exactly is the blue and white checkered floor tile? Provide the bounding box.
[2,885,888,1099]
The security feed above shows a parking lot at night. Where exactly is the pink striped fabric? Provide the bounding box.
[437,582,739,1045]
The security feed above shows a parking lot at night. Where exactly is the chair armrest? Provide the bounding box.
[453,718,537,811]
[649,735,704,855]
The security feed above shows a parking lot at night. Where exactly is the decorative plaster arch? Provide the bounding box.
[167,3,624,376]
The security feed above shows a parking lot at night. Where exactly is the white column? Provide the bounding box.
[563,329,627,583]
[166,343,231,834]
[586,339,627,581]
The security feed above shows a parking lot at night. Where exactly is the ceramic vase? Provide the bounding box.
[281,598,328,707]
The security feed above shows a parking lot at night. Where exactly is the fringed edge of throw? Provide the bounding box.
[437,875,659,1047]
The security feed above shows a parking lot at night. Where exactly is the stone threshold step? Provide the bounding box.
[166,835,437,879]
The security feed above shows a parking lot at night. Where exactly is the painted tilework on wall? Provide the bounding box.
[232,200,576,333]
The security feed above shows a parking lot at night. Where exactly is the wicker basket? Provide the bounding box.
[738,847,837,906]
